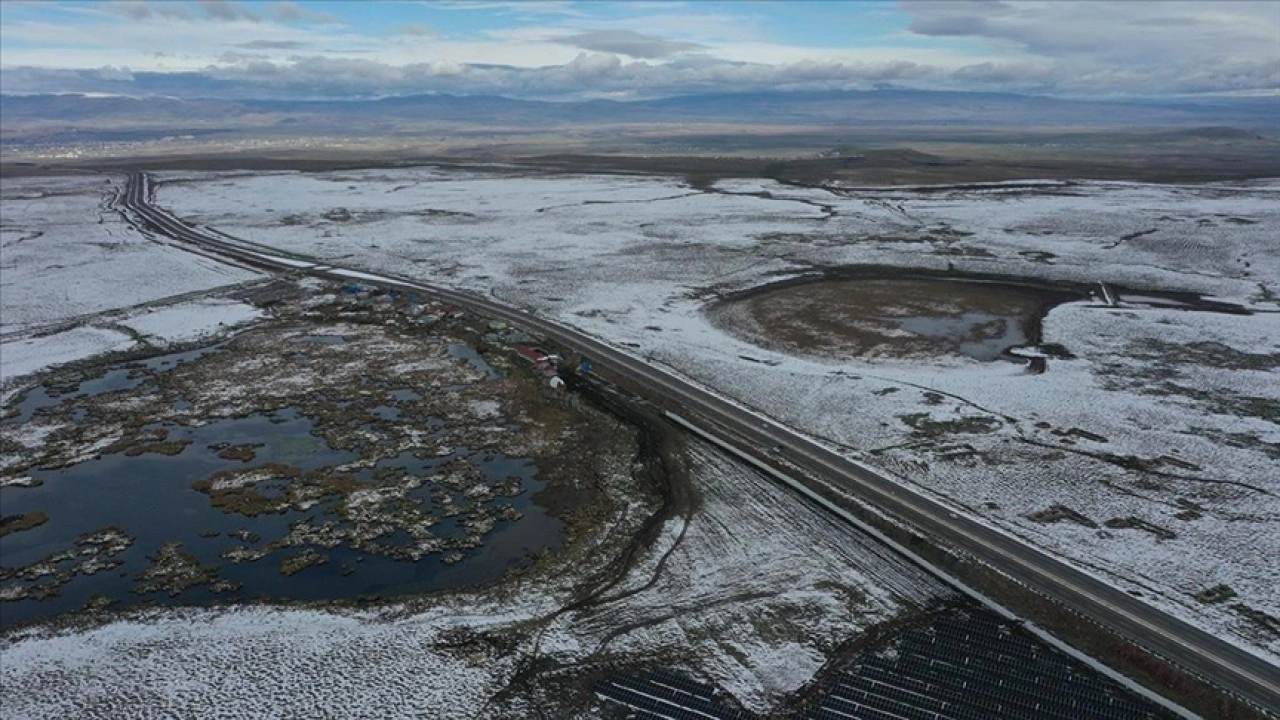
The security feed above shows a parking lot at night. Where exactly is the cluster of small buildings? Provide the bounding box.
[516,346,565,388]
[341,283,464,326]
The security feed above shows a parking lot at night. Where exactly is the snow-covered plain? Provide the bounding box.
[0,176,265,393]
[154,168,1280,660]
[0,326,135,383]
[0,297,264,398]
[118,298,263,345]
[0,175,260,335]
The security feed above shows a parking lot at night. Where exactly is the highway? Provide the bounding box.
[121,172,1279,716]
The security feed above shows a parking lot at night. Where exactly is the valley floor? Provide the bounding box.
[147,167,1280,662]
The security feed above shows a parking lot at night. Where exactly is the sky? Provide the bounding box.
[1,1,1277,100]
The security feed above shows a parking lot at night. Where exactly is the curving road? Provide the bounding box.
[121,172,1279,717]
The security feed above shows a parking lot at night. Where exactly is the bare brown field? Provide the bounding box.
[5,124,1278,185]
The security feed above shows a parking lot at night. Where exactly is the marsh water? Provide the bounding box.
[448,343,504,379]
[1,347,560,629]
[888,311,1029,362]
[2,344,221,427]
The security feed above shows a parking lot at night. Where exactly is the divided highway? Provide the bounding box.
[122,172,1279,716]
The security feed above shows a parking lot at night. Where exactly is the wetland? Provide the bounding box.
[0,283,639,629]
[709,273,1083,364]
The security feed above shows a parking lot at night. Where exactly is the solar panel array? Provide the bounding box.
[809,608,1171,720]
[595,609,1175,720]
[595,667,754,720]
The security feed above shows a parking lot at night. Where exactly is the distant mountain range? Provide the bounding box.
[3,89,1277,149]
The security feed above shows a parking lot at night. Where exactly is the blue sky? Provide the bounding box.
[246,1,970,54]
[1,1,1276,99]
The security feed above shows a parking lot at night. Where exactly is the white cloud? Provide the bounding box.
[113,1,193,21]
[94,65,135,82]
[232,40,311,51]
[273,1,343,25]
[398,23,442,39]
[198,0,261,23]
[554,29,705,59]
[426,1,588,18]
[904,2,1279,68]
[2,1,1276,99]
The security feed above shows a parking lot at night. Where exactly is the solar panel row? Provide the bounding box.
[596,670,754,720]
[595,609,1171,720]
[810,609,1168,720]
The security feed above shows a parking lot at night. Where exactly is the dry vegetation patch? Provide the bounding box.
[710,277,1056,362]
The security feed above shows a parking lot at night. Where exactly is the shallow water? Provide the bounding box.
[448,344,504,379]
[3,345,222,426]
[1,405,561,628]
[890,311,1027,362]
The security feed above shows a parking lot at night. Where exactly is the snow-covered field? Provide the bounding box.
[0,440,946,717]
[0,175,260,335]
[153,168,1280,660]
[0,326,136,383]
[117,297,263,345]
[0,297,264,398]
[0,176,265,392]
